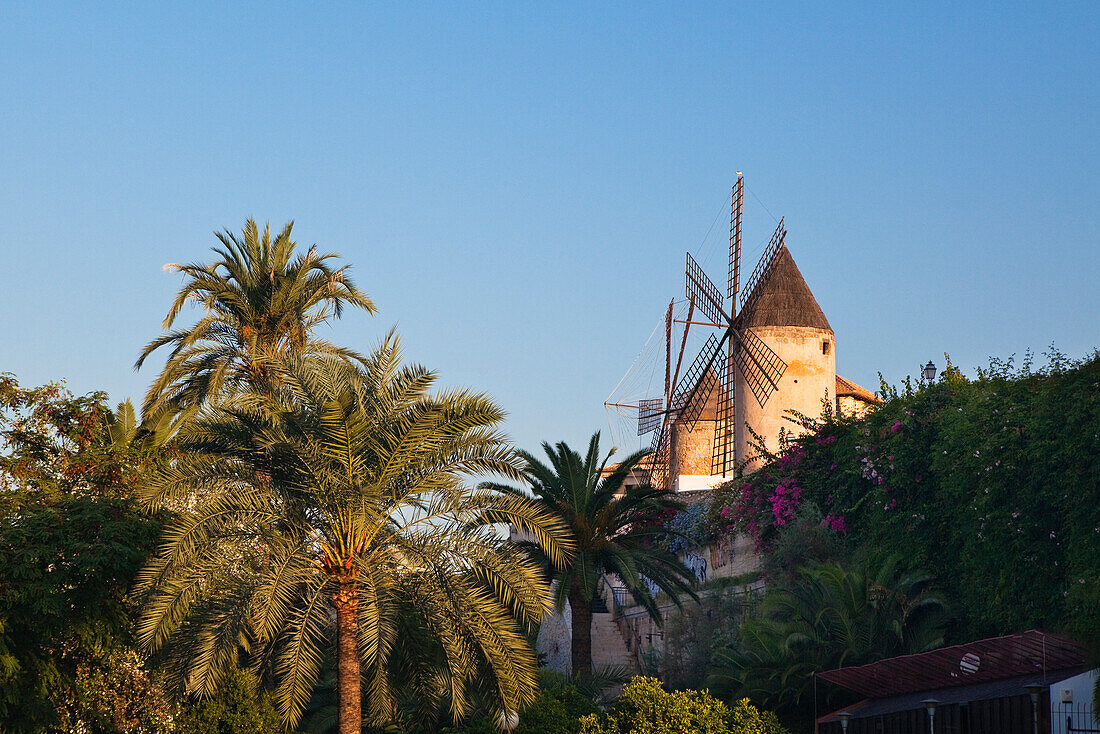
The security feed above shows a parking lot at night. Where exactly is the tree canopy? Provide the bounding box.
[135,339,571,732]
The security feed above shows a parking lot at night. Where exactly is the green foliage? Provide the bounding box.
[176,667,281,734]
[440,678,599,734]
[726,698,789,734]
[714,350,1100,641]
[709,555,948,731]
[135,341,570,729]
[135,219,376,422]
[0,375,167,732]
[578,677,787,734]
[759,502,845,582]
[656,584,751,691]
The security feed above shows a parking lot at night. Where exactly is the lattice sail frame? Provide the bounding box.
[740,218,786,314]
[670,334,720,418]
[643,419,671,489]
[637,398,663,436]
[686,253,725,324]
[711,354,735,476]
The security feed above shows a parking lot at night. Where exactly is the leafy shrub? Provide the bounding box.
[441,679,599,734]
[578,676,786,734]
[0,377,167,732]
[175,667,281,734]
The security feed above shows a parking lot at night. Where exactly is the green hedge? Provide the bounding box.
[712,350,1100,642]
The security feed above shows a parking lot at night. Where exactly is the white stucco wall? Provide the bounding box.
[736,325,835,467]
[1050,669,1098,734]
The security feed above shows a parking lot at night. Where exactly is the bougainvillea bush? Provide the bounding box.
[710,349,1100,643]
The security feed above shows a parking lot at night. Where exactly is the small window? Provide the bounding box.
[822,340,831,355]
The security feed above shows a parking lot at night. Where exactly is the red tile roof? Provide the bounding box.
[836,374,881,403]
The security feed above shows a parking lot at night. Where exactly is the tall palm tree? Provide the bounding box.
[708,554,949,727]
[134,337,571,734]
[482,433,698,677]
[135,219,376,422]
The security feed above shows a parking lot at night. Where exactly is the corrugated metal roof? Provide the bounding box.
[818,630,1086,699]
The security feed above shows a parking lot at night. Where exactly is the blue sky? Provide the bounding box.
[1,2,1097,455]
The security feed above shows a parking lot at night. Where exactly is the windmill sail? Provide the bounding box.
[670,334,722,424]
[685,253,726,324]
[740,218,786,315]
[637,398,663,435]
[733,328,787,407]
[711,356,735,476]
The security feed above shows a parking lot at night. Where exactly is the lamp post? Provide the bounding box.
[837,712,852,733]
[923,360,937,385]
[1025,684,1044,734]
[922,699,939,734]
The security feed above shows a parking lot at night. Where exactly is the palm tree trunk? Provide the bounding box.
[333,581,361,734]
[568,581,593,677]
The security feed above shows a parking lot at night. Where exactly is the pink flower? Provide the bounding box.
[822,514,848,533]
[890,421,902,433]
[720,506,731,518]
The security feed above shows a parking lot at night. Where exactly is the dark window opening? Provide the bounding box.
[823,340,831,355]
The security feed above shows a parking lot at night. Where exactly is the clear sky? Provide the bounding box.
[2,2,1097,456]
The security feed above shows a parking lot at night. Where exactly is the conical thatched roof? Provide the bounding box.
[739,246,831,330]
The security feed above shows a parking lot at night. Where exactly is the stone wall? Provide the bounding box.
[837,394,875,418]
[536,592,572,675]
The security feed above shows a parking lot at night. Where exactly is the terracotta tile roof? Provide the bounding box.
[836,374,881,403]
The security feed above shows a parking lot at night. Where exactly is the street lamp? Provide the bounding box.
[837,711,852,732]
[922,699,939,734]
[1025,684,1044,734]
[923,361,937,384]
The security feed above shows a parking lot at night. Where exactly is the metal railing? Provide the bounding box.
[1063,704,1100,733]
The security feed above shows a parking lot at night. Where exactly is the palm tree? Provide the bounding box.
[134,337,571,734]
[708,554,949,728]
[135,219,375,422]
[482,433,698,677]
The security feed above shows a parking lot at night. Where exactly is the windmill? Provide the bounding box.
[611,174,792,490]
